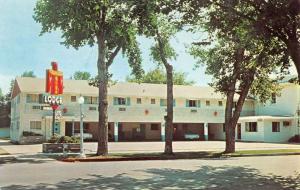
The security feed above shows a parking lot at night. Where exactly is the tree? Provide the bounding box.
[21,71,36,78]
[34,0,143,155]
[197,0,300,81]
[0,88,4,106]
[126,67,195,85]
[71,71,91,80]
[187,1,286,153]
[133,1,181,154]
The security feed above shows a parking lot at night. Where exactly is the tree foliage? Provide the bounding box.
[21,71,36,78]
[34,0,144,155]
[186,0,286,153]
[71,71,91,80]
[126,67,195,85]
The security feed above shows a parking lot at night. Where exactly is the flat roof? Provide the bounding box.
[15,77,247,100]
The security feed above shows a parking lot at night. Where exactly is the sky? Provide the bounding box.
[0,0,214,94]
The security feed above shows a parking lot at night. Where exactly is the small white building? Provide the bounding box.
[9,77,299,143]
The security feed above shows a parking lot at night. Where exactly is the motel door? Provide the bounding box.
[237,124,241,140]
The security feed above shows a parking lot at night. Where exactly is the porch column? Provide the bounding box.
[114,122,119,142]
[161,121,165,141]
[204,123,208,141]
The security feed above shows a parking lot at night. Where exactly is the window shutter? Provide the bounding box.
[160,99,163,106]
[173,99,176,107]
[197,100,201,107]
[38,94,43,103]
[113,97,117,105]
[186,100,189,107]
[126,97,131,106]
[26,94,31,103]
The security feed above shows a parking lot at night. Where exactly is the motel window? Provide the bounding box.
[206,100,210,106]
[186,100,200,107]
[30,121,42,130]
[271,93,276,104]
[137,98,142,104]
[118,98,126,105]
[26,94,39,103]
[89,107,97,111]
[160,99,176,107]
[283,121,290,127]
[71,96,77,102]
[245,122,257,132]
[113,97,130,106]
[218,101,223,106]
[84,96,98,104]
[160,99,167,106]
[272,122,280,132]
[151,98,156,104]
[189,100,196,107]
[151,124,159,130]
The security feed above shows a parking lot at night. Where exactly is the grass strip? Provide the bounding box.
[61,149,300,162]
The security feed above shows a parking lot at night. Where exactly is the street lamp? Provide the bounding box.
[78,96,86,158]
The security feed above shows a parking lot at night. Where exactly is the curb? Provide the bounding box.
[61,152,300,162]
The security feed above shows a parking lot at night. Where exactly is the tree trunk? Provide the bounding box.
[224,90,235,153]
[164,64,174,154]
[224,47,242,153]
[96,29,108,156]
[224,76,254,153]
[155,32,174,155]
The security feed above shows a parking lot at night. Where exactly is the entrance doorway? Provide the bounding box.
[65,122,73,136]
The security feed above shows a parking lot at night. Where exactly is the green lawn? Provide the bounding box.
[232,149,300,156]
[62,149,300,162]
[0,148,9,155]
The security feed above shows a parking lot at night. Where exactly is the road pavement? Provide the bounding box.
[0,155,299,189]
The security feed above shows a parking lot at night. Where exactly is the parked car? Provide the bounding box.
[184,133,199,140]
[74,133,93,139]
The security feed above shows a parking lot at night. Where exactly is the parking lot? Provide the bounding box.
[1,139,300,155]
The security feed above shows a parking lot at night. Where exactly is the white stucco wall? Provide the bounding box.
[240,121,265,142]
[255,84,300,116]
[263,120,295,143]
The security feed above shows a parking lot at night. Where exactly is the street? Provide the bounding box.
[1,155,300,189]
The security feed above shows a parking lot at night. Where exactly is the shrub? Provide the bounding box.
[288,135,300,143]
[48,135,80,143]
[22,131,43,136]
[48,134,60,143]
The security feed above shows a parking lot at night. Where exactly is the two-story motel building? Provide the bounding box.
[10,77,299,143]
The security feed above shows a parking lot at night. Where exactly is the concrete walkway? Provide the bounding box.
[1,139,300,155]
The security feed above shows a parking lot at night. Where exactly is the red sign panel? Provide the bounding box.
[46,62,63,95]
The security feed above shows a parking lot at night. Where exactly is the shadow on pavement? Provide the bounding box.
[0,154,55,165]
[1,165,299,190]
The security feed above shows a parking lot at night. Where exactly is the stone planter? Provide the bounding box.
[43,143,80,153]
[19,136,45,144]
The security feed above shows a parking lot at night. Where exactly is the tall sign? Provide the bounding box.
[45,62,63,136]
